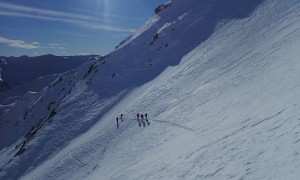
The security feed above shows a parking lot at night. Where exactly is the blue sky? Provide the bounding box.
[0,0,166,57]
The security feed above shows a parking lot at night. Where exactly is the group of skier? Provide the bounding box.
[136,113,150,127]
[115,113,150,129]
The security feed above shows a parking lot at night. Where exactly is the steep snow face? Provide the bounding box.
[1,0,300,179]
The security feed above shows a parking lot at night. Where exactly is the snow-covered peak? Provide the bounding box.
[0,58,7,65]
[0,58,7,82]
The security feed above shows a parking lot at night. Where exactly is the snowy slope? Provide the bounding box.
[1,0,300,179]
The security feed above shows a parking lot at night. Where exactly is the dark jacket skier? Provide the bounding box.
[140,114,145,127]
[136,113,141,127]
[116,117,119,129]
[145,113,150,125]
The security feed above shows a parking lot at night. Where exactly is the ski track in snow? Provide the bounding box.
[152,119,198,133]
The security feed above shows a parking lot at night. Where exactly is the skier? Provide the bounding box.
[120,114,123,121]
[136,113,141,127]
[116,117,119,129]
[145,113,150,125]
[141,114,146,127]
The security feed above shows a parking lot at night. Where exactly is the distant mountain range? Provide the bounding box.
[0,54,100,105]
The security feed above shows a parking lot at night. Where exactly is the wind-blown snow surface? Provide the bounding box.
[1,0,300,179]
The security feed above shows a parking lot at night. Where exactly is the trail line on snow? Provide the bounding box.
[251,109,286,127]
[69,152,93,173]
[152,119,198,133]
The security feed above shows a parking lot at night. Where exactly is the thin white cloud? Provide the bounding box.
[48,43,68,46]
[46,43,68,50]
[50,46,67,50]
[0,36,38,49]
[0,2,95,21]
[32,42,40,45]
[0,2,135,33]
[82,23,135,32]
[70,7,144,21]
